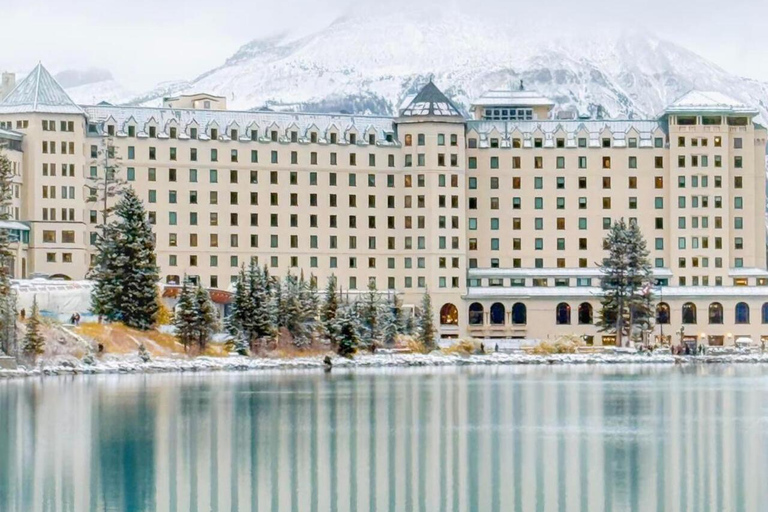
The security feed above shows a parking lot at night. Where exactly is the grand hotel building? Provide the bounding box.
[0,63,766,346]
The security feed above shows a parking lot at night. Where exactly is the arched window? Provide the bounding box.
[735,302,750,324]
[511,302,527,325]
[708,302,723,324]
[556,303,571,325]
[682,302,697,324]
[578,303,593,324]
[656,303,670,324]
[490,303,505,325]
[762,303,768,324]
[440,303,458,325]
[468,303,484,326]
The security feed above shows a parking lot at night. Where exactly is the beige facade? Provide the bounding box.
[1,66,767,345]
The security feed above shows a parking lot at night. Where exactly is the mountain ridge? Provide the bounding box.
[63,10,768,122]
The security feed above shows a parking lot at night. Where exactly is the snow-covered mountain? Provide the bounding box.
[65,6,768,121]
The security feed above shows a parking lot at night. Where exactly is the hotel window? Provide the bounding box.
[534,157,543,169]
[602,177,611,189]
[628,176,637,189]
[602,197,611,209]
[734,156,743,168]
[602,156,611,169]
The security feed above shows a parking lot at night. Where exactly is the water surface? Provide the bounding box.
[1,364,767,511]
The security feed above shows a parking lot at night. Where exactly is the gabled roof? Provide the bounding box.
[0,63,83,115]
[664,90,758,116]
[399,81,463,119]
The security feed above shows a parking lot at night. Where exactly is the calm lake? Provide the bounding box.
[1,364,767,512]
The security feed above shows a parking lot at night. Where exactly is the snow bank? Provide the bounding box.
[3,352,768,380]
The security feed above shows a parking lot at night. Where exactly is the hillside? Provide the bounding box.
[67,7,768,121]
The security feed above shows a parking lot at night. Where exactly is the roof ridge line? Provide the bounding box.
[32,63,41,111]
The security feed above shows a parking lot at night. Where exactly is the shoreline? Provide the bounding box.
[3,351,768,380]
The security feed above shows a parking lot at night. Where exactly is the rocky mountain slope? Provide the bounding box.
[65,7,768,122]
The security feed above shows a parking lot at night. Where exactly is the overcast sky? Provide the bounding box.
[2,0,766,90]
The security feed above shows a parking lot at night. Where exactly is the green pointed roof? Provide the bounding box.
[0,63,83,115]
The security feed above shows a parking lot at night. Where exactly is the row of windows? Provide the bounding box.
[468,155,665,170]
[42,141,75,155]
[468,195,744,212]
[41,120,75,132]
[166,272,438,292]
[467,175,740,190]
[118,168,460,188]
[467,136,665,149]
[133,190,461,210]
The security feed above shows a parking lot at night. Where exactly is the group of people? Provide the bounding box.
[69,313,81,326]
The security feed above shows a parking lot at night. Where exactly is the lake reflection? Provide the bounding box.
[1,365,767,511]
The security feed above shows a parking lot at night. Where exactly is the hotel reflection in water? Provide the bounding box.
[0,367,765,512]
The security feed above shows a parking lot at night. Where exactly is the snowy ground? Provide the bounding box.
[3,351,768,380]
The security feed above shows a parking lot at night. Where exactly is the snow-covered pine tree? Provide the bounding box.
[597,219,631,347]
[416,289,437,350]
[250,263,275,343]
[90,188,160,330]
[321,275,339,344]
[626,221,655,342]
[193,285,218,351]
[359,279,381,346]
[22,296,44,360]
[173,278,197,352]
[0,149,16,356]
[226,265,253,348]
[378,296,399,346]
[334,301,360,357]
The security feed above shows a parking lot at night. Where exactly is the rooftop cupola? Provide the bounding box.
[470,83,554,121]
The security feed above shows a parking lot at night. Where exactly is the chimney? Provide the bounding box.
[0,72,15,101]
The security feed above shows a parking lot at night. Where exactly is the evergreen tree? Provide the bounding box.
[173,278,197,352]
[416,290,437,350]
[193,285,218,351]
[626,221,655,341]
[90,188,160,329]
[359,279,381,346]
[22,296,44,360]
[335,302,360,357]
[0,149,16,356]
[249,263,275,342]
[379,297,399,346]
[597,219,655,347]
[226,265,253,348]
[321,275,340,343]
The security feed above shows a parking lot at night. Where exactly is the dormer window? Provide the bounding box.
[251,130,258,141]
[628,137,637,148]
[368,134,375,145]
[602,138,611,148]
[203,100,211,109]
[230,129,238,140]
[349,133,356,144]
[310,132,318,143]
[128,125,136,137]
[330,133,337,144]
[271,130,278,142]
[490,138,499,148]
[170,127,177,139]
[556,138,565,148]
[149,126,156,138]
[211,128,218,140]
[107,125,115,136]
[534,138,542,148]
[291,131,298,143]
[468,138,477,148]
[190,127,198,140]
[385,134,393,143]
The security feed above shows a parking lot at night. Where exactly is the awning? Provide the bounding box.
[0,221,29,231]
